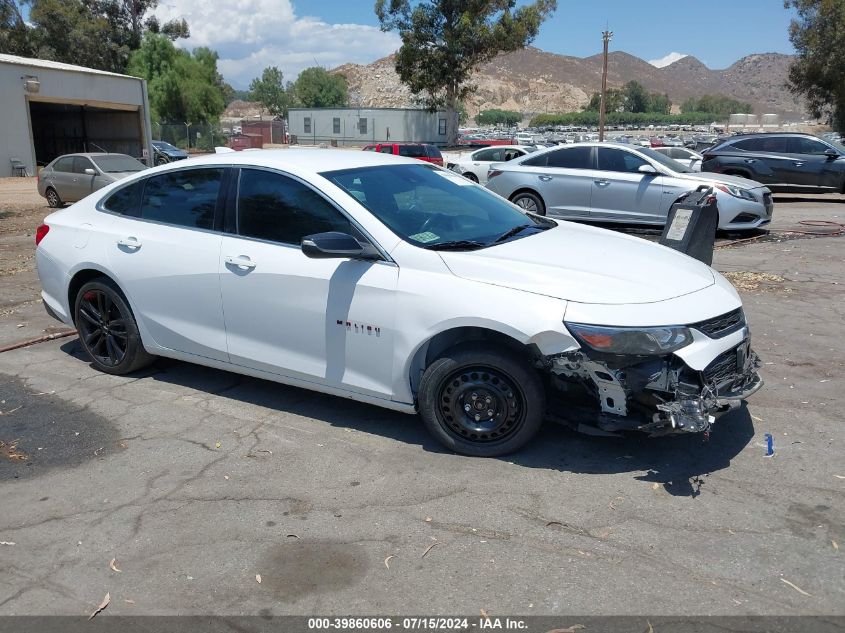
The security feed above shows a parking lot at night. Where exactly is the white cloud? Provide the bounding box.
[152,0,400,87]
[648,52,688,68]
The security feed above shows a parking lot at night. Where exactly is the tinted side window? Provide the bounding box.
[425,145,442,158]
[473,148,499,161]
[140,168,222,229]
[787,137,830,155]
[521,153,548,167]
[378,146,393,154]
[597,148,647,173]
[733,137,787,153]
[73,157,95,174]
[103,179,144,216]
[53,157,74,172]
[547,147,592,169]
[237,169,353,245]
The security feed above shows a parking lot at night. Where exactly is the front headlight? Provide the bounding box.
[565,323,693,355]
[715,183,756,201]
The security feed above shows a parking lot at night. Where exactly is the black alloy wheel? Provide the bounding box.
[74,278,154,375]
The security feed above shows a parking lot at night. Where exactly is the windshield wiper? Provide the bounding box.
[424,240,488,251]
[494,223,537,243]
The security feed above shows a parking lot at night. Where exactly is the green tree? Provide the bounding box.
[292,67,348,108]
[785,0,845,132]
[249,66,290,117]
[0,0,31,55]
[680,94,753,116]
[648,92,671,115]
[2,0,189,73]
[375,0,557,144]
[127,33,225,124]
[584,88,625,113]
[623,81,649,113]
[476,108,522,126]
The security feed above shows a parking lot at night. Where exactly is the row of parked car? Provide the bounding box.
[37,132,844,236]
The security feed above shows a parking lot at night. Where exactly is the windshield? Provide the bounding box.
[153,141,179,152]
[321,164,552,250]
[828,138,845,153]
[635,146,692,173]
[92,154,147,173]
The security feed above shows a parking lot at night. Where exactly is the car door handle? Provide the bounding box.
[538,175,553,182]
[224,255,257,270]
[594,179,610,186]
[117,237,141,249]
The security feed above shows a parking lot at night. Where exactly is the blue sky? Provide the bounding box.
[305,0,797,69]
[152,0,796,87]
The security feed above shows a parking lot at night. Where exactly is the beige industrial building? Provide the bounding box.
[0,53,152,176]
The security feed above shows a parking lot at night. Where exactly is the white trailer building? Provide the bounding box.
[0,54,153,176]
[288,107,453,147]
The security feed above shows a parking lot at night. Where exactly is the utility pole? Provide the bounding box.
[598,29,613,142]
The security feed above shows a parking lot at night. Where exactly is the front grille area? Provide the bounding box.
[703,347,740,386]
[690,308,745,339]
[733,213,758,223]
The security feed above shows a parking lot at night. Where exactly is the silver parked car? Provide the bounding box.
[485,142,773,231]
[37,153,148,207]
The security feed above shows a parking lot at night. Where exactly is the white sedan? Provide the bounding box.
[36,150,762,456]
[653,146,704,171]
[449,145,537,184]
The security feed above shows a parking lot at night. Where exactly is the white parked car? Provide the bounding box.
[653,146,704,171]
[449,145,537,184]
[35,150,762,457]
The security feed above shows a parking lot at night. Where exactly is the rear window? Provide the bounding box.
[398,145,426,158]
[425,145,442,158]
[93,155,147,173]
[139,168,222,229]
[102,179,144,216]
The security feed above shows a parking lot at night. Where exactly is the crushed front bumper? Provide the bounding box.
[545,337,763,436]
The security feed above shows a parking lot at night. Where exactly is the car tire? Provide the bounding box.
[156,156,169,166]
[74,278,155,375]
[45,187,63,208]
[417,342,545,457]
[463,172,479,183]
[511,191,546,216]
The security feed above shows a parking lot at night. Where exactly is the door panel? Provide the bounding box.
[106,217,227,360]
[590,148,666,223]
[524,146,593,217]
[104,167,228,361]
[220,238,399,397]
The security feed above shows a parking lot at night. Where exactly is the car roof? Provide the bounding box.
[722,132,814,140]
[52,153,132,160]
[156,148,424,172]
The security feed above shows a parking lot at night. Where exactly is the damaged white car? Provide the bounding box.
[35,150,762,457]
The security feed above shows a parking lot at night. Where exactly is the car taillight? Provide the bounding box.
[35,223,49,246]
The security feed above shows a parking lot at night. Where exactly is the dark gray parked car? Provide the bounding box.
[37,153,148,207]
[701,133,845,194]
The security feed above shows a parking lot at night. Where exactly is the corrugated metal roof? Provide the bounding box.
[0,53,140,80]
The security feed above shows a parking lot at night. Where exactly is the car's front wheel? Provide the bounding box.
[156,156,169,166]
[463,172,479,183]
[74,278,155,375]
[511,191,546,216]
[418,343,545,456]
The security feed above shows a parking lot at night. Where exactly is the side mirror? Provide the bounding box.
[301,232,379,260]
[638,164,658,174]
[84,168,97,176]
[824,148,838,159]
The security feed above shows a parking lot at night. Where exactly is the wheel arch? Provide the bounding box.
[406,325,541,400]
[67,266,133,326]
[509,187,544,203]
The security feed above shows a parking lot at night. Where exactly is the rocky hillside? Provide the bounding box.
[331,47,804,119]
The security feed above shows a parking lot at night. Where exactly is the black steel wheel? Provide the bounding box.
[45,187,62,208]
[156,156,169,166]
[74,278,154,375]
[418,343,545,456]
[511,191,546,216]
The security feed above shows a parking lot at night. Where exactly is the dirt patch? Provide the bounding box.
[0,438,27,461]
[262,541,368,602]
[0,177,50,237]
[722,271,789,292]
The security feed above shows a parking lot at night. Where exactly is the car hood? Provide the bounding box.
[673,171,764,190]
[438,223,715,305]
